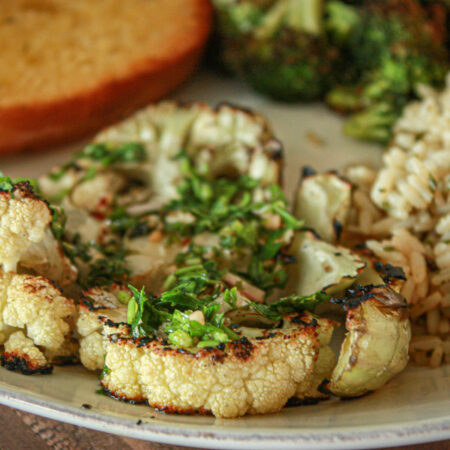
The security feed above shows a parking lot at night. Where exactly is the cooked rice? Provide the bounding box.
[343,75,450,368]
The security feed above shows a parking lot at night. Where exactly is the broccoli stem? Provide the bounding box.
[286,0,323,35]
[344,103,400,143]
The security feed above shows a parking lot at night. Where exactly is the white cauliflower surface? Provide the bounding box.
[101,314,334,418]
[0,183,52,272]
[77,285,129,371]
[94,102,282,201]
[0,272,77,374]
[0,182,77,287]
[294,172,352,243]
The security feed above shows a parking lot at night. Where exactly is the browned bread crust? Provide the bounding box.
[0,0,211,153]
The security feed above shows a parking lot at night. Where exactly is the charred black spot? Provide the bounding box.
[1,354,53,375]
[136,337,155,348]
[277,252,297,264]
[270,142,284,160]
[255,331,277,340]
[136,419,142,425]
[175,348,193,356]
[332,284,377,310]
[231,337,254,360]
[374,262,406,283]
[102,318,129,330]
[301,166,317,179]
[292,316,318,327]
[333,219,343,241]
[81,403,92,409]
[285,397,322,407]
[81,297,96,311]
[317,379,330,396]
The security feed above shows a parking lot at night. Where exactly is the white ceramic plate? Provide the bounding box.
[1,72,449,449]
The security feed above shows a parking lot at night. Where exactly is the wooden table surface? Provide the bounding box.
[0,404,447,450]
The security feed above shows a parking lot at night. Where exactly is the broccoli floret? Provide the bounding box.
[214,0,338,101]
[326,0,449,142]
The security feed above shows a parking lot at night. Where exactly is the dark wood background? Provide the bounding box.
[0,404,447,450]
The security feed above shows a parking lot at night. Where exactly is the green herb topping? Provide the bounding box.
[160,156,303,291]
[48,142,147,181]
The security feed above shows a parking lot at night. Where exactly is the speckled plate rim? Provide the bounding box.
[0,381,448,449]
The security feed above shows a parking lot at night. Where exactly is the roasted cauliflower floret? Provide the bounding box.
[293,317,336,402]
[101,314,333,418]
[294,171,352,243]
[92,102,282,203]
[285,231,365,297]
[39,102,282,223]
[0,181,77,287]
[0,272,77,374]
[77,285,129,371]
[0,182,51,272]
[3,275,74,351]
[329,285,411,398]
[1,331,52,375]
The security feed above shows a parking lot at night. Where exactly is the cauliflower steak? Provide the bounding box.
[0,102,413,419]
[102,313,333,418]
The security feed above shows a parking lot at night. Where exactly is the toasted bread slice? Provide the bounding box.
[0,0,211,153]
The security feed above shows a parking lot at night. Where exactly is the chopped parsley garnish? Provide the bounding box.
[108,207,152,237]
[124,241,328,347]
[99,365,111,380]
[62,233,92,264]
[84,258,130,288]
[125,256,239,345]
[0,176,16,192]
[82,241,130,288]
[249,292,329,322]
[127,286,171,338]
[48,142,147,181]
[49,206,67,240]
[38,149,326,349]
[160,157,303,292]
